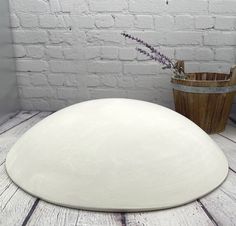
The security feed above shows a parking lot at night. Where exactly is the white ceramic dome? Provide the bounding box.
[6,98,228,212]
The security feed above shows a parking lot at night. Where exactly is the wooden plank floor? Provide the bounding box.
[0,111,236,226]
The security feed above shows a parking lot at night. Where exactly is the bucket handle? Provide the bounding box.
[230,66,236,85]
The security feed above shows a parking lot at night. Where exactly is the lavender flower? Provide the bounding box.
[121,32,186,79]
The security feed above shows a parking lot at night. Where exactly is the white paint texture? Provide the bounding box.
[9,0,236,111]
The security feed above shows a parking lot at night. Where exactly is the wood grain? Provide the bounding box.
[26,201,79,226]
[0,112,51,226]
[211,134,236,171]
[125,202,215,226]
[199,133,236,226]
[200,171,236,226]
[171,67,236,134]
[0,111,38,135]
[27,201,123,226]
[0,167,35,226]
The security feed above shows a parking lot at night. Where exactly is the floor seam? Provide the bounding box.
[229,167,236,174]
[219,188,236,202]
[0,182,11,198]
[74,211,80,226]
[0,111,20,127]
[0,160,6,167]
[120,213,127,226]
[0,112,40,136]
[197,199,219,226]
[21,198,40,226]
[2,187,19,211]
[219,133,236,144]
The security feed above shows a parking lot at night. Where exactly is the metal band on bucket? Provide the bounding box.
[172,83,236,94]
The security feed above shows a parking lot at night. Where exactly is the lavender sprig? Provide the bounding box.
[121,32,187,79]
[136,47,172,69]
[121,32,174,68]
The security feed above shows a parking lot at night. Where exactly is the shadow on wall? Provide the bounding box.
[0,0,19,124]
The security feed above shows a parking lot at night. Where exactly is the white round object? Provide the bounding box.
[6,98,228,212]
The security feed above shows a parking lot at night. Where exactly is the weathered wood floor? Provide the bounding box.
[0,111,236,226]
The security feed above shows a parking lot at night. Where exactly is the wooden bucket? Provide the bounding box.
[171,64,236,134]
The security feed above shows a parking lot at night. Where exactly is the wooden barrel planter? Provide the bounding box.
[171,64,236,134]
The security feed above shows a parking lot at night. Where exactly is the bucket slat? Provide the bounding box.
[230,66,236,85]
[171,62,236,134]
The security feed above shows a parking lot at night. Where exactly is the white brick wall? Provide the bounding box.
[9,0,236,111]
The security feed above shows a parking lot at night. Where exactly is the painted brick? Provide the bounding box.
[21,87,55,98]
[119,48,136,60]
[175,15,194,30]
[71,16,95,29]
[114,15,134,28]
[95,15,114,28]
[89,88,127,99]
[63,48,85,60]
[16,60,48,72]
[39,15,66,28]
[57,87,79,99]
[89,0,127,12]
[46,46,64,59]
[215,16,236,30]
[17,73,31,86]
[100,75,117,87]
[176,48,212,61]
[194,48,214,61]
[164,32,202,45]
[26,46,44,58]
[129,0,166,13]
[18,13,38,28]
[127,90,156,102]
[49,0,61,13]
[31,73,48,86]
[60,0,88,14]
[175,48,195,61]
[209,0,236,14]
[215,48,235,62]
[13,31,48,44]
[48,31,75,45]
[65,74,78,87]
[101,47,118,59]
[49,61,78,73]
[204,32,236,46]
[199,62,231,73]
[86,75,100,87]
[48,74,65,86]
[117,77,134,88]
[135,15,154,29]
[10,14,20,28]
[14,45,26,58]
[92,31,124,44]
[134,76,153,89]
[167,0,208,14]
[10,0,236,111]
[126,31,162,45]
[195,16,214,29]
[13,0,50,12]
[154,16,174,30]
[88,61,122,73]
[124,63,158,75]
[85,47,100,59]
